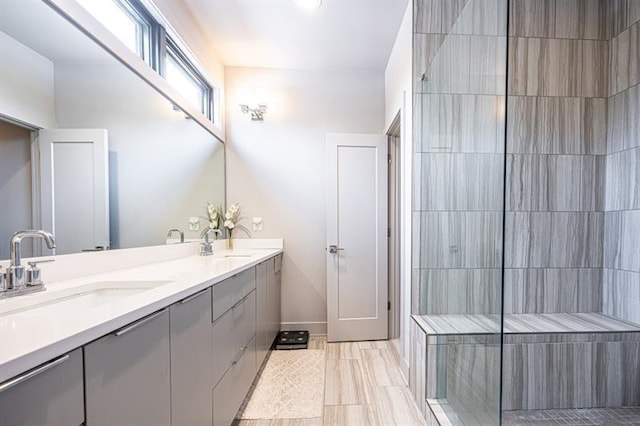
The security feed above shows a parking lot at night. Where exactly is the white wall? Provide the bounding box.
[0,32,55,129]
[54,63,225,250]
[384,1,413,375]
[225,67,384,333]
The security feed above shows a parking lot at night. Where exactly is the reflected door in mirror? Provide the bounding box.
[38,129,110,255]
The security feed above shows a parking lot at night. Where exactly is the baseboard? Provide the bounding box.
[280,321,327,336]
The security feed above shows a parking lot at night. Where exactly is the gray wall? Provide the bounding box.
[0,120,33,259]
[411,1,508,423]
[412,0,507,318]
[504,0,610,315]
[604,2,640,325]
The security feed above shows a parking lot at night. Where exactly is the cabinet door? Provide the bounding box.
[0,348,84,426]
[266,256,282,345]
[212,335,257,426]
[256,261,269,368]
[85,309,171,426]
[170,288,213,426]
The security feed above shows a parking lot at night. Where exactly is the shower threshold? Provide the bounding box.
[503,406,640,425]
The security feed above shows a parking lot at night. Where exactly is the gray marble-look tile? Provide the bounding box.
[504,268,602,314]
[607,84,640,154]
[424,34,471,94]
[505,212,604,268]
[554,0,609,40]
[509,0,557,38]
[369,385,427,426]
[450,0,508,37]
[508,37,608,97]
[507,96,607,155]
[360,349,405,387]
[506,154,606,212]
[419,268,502,315]
[603,268,640,325]
[629,0,640,28]
[610,0,630,38]
[604,210,640,272]
[605,147,640,210]
[414,94,505,153]
[418,211,503,269]
[445,342,501,424]
[413,33,447,94]
[416,153,504,211]
[322,405,379,426]
[409,319,427,415]
[610,21,640,95]
[469,35,507,95]
[414,0,469,35]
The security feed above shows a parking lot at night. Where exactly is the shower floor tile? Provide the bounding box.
[503,407,640,425]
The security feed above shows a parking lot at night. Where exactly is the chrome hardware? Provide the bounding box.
[328,245,344,254]
[2,230,55,298]
[26,259,55,286]
[200,228,222,256]
[179,288,208,304]
[0,354,70,393]
[167,228,184,243]
[114,310,166,337]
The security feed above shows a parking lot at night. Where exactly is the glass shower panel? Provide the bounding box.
[412,1,508,424]
[502,0,640,423]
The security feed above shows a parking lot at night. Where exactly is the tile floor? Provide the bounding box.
[235,337,426,426]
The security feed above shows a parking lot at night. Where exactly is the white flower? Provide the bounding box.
[224,220,235,229]
[229,203,240,213]
[225,212,233,220]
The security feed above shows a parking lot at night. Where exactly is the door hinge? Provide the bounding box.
[388,154,392,164]
[388,301,391,311]
[387,227,391,238]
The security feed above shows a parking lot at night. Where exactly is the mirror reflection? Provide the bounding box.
[0,1,225,259]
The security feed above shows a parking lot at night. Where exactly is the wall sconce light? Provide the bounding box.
[240,104,268,121]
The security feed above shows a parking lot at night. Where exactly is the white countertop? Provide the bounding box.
[0,241,283,383]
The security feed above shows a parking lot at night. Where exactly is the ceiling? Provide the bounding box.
[183,0,409,71]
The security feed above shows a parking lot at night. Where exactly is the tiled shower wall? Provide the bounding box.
[504,0,610,314]
[412,0,507,317]
[604,2,640,325]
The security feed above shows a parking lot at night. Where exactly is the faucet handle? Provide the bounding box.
[27,259,55,268]
[26,259,55,287]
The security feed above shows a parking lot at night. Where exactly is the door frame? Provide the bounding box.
[387,113,402,340]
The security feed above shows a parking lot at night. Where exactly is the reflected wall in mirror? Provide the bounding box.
[0,0,225,259]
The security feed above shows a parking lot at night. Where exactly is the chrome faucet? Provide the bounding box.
[200,228,222,256]
[2,230,56,298]
[167,228,185,243]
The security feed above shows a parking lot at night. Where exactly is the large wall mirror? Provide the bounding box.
[0,1,225,259]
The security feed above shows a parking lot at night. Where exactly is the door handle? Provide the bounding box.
[328,245,344,254]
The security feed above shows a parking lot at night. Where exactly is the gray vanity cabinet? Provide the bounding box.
[213,336,257,426]
[0,348,84,426]
[84,309,171,426]
[256,261,269,368]
[170,288,213,426]
[267,254,282,347]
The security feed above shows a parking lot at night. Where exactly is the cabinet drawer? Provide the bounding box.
[212,290,256,386]
[212,267,256,322]
[0,348,84,426]
[212,335,256,426]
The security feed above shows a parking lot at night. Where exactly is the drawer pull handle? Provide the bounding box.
[232,346,248,365]
[115,309,166,337]
[180,288,208,304]
[0,354,70,393]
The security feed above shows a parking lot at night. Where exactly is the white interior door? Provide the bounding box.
[326,133,388,342]
[38,129,109,255]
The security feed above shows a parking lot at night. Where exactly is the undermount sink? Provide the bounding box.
[0,280,171,318]
[221,252,253,258]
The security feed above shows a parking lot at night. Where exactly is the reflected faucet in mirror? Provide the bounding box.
[1,230,56,298]
[167,228,185,243]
